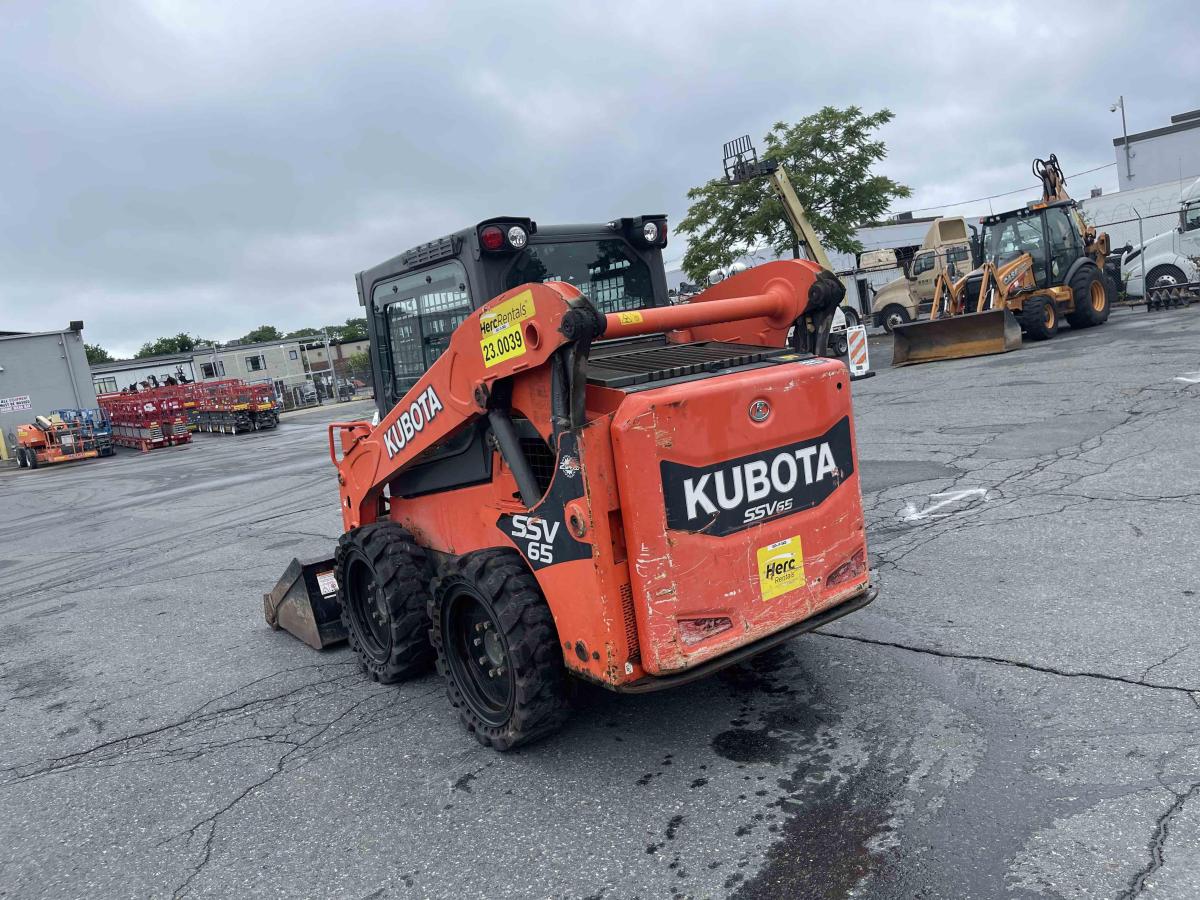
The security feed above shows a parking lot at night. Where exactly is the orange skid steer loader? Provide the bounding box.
[266,217,875,750]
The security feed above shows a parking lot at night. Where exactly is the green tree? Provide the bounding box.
[239,325,283,344]
[678,107,911,282]
[135,333,209,358]
[338,317,368,341]
[346,350,371,375]
[85,344,113,364]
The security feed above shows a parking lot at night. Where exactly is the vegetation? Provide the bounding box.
[678,106,911,282]
[85,344,113,364]
[135,333,210,358]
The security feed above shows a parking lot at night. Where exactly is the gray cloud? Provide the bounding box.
[1,0,1195,355]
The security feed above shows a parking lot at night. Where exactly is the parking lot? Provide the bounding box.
[2,306,1199,899]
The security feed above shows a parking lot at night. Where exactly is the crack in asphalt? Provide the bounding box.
[815,631,1200,697]
[1119,779,1200,898]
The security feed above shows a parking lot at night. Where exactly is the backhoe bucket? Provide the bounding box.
[892,309,1021,366]
[263,556,347,650]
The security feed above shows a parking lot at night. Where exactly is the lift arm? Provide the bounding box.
[330,262,832,531]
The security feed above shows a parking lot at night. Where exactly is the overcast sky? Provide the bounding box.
[1,1,1196,357]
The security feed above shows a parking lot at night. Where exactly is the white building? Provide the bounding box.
[1114,108,1200,191]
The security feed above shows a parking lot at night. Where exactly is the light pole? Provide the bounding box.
[1111,95,1133,184]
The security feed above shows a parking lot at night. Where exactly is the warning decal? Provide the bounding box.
[756,536,805,601]
[480,290,535,368]
[617,311,644,325]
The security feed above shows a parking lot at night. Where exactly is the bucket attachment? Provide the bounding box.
[263,556,347,650]
[892,309,1022,366]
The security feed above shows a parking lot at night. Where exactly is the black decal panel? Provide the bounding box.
[660,416,855,537]
[496,432,592,570]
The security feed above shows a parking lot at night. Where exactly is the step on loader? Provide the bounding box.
[893,154,1115,365]
[266,215,876,750]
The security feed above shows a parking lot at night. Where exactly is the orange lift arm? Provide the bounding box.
[330,259,836,531]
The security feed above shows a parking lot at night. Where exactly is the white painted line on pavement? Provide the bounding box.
[900,488,989,522]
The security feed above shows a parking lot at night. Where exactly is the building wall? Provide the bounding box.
[90,357,197,394]
[1116,124,1200,191]
[201,341,308,390]
[0,329,97,461]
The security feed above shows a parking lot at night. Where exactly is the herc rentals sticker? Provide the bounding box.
[757,536,805,601]
[659,417,854,537]
[479,290,535,368]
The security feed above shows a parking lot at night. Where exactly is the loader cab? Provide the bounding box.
[979,200,1083,289]
[357,216,671,415]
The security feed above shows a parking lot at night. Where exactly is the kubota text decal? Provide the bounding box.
[659,417,854,536]
[381,385,443,459]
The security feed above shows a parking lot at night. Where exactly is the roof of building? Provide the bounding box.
[90,352,195,373]
[0,326,83,343]
[1114,110,1200,146]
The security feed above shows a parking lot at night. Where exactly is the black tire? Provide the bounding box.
[430,549,569,751]
[16,447,27,468]
[335,522,435,683]
[1022,297,1059,341]
[879,304,910,333]
[1065,265,1109,329]
[1147,264,1187,294]
[27,449,39,469]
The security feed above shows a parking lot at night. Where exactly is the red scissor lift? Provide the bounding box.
[194,380,279,434]
[97,391,192,452]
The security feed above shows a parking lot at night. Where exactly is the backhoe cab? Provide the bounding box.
[893,155,1114,365]
[267,211,874,751]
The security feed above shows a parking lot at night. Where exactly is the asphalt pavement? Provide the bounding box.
[2,306,1199,899]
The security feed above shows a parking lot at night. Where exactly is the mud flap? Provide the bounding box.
[263,556,347,650]
[892,309,1022,366]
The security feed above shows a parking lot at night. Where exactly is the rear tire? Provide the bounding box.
[431,549,569,751]
[1065,265,1109,328]
[336,522,436,683]
[27,449,39,469]
[16,448,27,468]
[1022,297,1059,340]
[879,304,910,333]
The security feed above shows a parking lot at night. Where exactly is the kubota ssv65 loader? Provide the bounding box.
[265,216,875,749]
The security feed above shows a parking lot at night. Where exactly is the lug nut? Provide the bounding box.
[473,637,482,647]
[478,656,489,666]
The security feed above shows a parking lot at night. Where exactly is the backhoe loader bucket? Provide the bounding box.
[892,309,1022,366]
[263,556,347,650]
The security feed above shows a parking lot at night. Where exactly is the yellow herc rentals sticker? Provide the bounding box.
[617,310,643,325]
[480,290,535,368]
[756,536,805,601]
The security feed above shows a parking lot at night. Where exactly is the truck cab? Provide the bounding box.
[872,218,972,332]
[357,216,670,416]
[1121,177,1200,296]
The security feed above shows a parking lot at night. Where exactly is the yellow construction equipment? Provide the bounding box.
[893,155,1114,366]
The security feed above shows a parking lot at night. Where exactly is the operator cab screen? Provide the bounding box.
[502,239,655,315]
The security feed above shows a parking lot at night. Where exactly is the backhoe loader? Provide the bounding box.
[265,212,875,750]
[893,155,1114,365]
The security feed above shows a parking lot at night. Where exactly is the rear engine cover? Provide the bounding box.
[610,357,868,674]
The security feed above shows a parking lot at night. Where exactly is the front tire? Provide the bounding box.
[336,522,435,683]
[431,550,569,751]
[1065,265,1109,329]
[1022,297,1059,340]
[879,304,910,333]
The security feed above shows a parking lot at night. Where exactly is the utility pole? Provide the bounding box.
[1112,95,1133,184]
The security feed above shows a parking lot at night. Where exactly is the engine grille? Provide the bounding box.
[620,582,640,663]
[519,437,556,494]
[587,339,791,388]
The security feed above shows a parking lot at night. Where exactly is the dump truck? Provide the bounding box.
[871,218,972,332]
[266,212,876,750]
[893,155,1114,365]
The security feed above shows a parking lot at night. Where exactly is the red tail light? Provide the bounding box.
[479,226,505,251]
[678,616,733,646]
[826,548,867,587]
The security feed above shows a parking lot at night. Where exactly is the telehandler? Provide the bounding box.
[266,213,875,750]
[893,155,1114,365]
